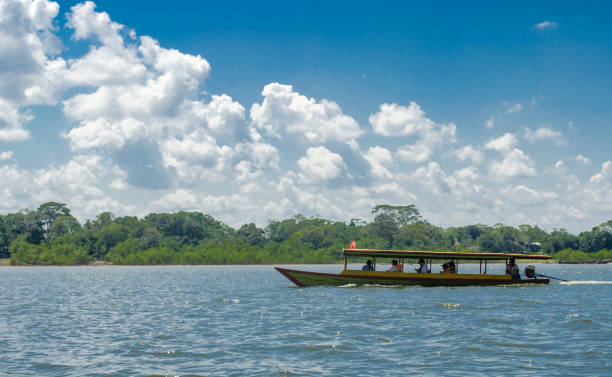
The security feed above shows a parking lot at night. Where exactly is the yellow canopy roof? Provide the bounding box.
[343,248,551,260]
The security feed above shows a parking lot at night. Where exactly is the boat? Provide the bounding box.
[275,248,552,287]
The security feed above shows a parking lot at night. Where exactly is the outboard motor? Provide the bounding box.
[524,265,536,279]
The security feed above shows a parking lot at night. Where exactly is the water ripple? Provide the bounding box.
[1,264,611,376]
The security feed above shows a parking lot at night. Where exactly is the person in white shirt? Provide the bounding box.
[416,258,429,273]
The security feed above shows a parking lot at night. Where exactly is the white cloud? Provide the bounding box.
[298,146,346,183]
[484,133,518,152]
[369,102,435,137]
[1,1,608,235]
[557,174,580,193]
[489,148,537,179]
[590,161,612,184]
[545,160,566,175]
[396,142,432,163]
[576,154,591,165]
[446,166,483,196]
[0,154,133,220]
[501,185,558,205]
[63,117,147,150]
[452,145,484,165]
[369,102,456,164]
[0,0,65,140]
[250,83,363,144]
[523,127,563,144]
[533,21,558,31]
[150,189,200,211]
[505,102,522,114]
[410,162,450,195]
[67,1,124,50]
[0,151,13,161]
[186,94,246,137]
[364,146,393,179]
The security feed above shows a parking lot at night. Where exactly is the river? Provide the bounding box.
[1,264,610,376]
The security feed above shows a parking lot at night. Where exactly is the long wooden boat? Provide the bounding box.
[275,249,551,287]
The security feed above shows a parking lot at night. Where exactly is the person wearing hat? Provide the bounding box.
[505,258,520,279]
[362,259,375,271]
[440,263,450,274]
[387,259,400,272]
[415,258,429,273]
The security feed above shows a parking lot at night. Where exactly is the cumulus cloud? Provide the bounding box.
[523,126,564,144]
[446,166,483,197]
[452,145,484,165]
[1,1,609,234]
[364,146,393,179]
[369,102,434,137]
[484,133,518,152]
[409,162,451,195]
[0,154,132,219]
[576,154,591,165]
[298,146,346,183]
[396,143,432,163]
[590,161,612,184]
[369,102,456,164]
[533,21,558,31]
[545,160,567,175]
[0,151,13,161]
[501,185,558,205]
[53,1,262,189]
[0,0,65,140]
[489,148,537,179]
[250,83,363,144]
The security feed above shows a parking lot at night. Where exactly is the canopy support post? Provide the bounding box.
[344,256,347,270]
[480,259,482,274]
[484,259,487,275]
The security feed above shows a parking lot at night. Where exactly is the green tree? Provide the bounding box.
[369,204,422,247]
[48,215,82,240]
[237,223,266,247]
[37,202,71,234]
[92,223,129,258]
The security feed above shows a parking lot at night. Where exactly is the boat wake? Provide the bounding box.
[560,280,612,285]
[338,283,404,289]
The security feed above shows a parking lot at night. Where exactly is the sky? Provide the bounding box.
[1,0,611,233]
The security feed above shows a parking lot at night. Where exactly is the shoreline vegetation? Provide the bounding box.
[1,202,611,266]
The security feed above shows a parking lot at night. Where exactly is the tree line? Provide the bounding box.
[1,202,611,265]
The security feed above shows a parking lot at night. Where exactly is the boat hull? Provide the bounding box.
[275,267,549,287]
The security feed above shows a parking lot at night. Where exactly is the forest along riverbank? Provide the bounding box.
[2,202,611,266]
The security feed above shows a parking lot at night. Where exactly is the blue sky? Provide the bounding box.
[1,0,611,233]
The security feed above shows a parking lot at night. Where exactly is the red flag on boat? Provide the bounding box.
[349,240,355,249]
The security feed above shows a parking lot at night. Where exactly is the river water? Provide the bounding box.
[1,264,610,376]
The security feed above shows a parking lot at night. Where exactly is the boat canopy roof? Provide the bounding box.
[343,248,551,260]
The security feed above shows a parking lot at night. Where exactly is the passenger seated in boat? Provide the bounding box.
[387,259,400,272]
[506,258,520,279]
[448,261,456,273]
[440,263,450,274]
[362,259,375,271]
[416,258,429,273]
